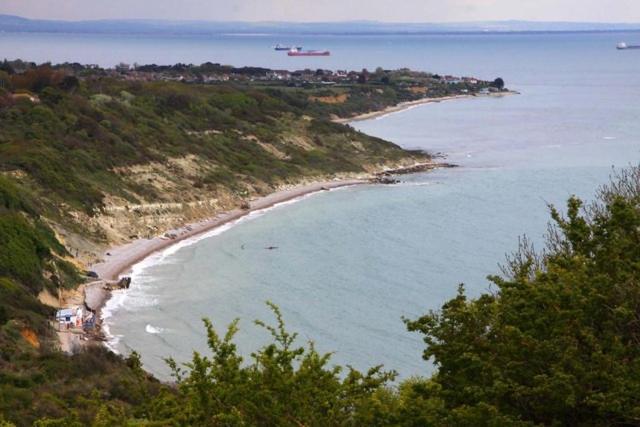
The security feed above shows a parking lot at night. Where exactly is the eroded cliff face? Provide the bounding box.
[49,153,424,268]
[1,76,429,269]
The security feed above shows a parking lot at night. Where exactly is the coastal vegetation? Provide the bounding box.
[4,165,639,425]
[0,59,467,425]
[3,162,640,425]
[0,177,160,425]
[0,63,414,212]
[7,59,639,425]
[3,61,470,263]
[127,168,640,425]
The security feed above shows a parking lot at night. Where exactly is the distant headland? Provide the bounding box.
[2,14,640,35]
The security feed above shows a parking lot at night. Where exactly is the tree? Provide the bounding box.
[492,77,505,90]
[152,302,396,425]
[10,66,63,93]
[0,60,14,75]
[0,71,11,91]
[358,68,369,84]
[58,75,79,92]
[405,166,640,425]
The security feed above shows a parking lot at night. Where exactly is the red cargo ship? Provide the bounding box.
[287,48,330,56]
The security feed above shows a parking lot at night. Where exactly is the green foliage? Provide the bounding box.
[0,214,52,291]
[0,175,34,214]
[8,160,640,425]
[1,345,163,426]
[154,302,396,426]
[0,277,50,327]
[0,178,70,293]
[405,167,640,425]
[33,415,83,427]
[90,403,128,427]
[0,70,421,216]
[0,62,508,426]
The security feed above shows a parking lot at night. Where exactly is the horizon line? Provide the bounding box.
[3,14,640,27]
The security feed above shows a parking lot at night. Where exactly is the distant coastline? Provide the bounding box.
[2,14,640,35]
[333,91,518,124]
[333,94,472,124]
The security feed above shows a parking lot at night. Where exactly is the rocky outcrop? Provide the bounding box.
[370,162,457,184]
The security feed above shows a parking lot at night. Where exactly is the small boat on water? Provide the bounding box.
[617,42,640,50]
[274,44,302,51]
[287,48,331,57]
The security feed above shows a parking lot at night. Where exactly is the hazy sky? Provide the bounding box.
[2,0,639,23]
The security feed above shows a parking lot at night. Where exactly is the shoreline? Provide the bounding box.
[71,91,515,352]
[90,178,366,282]
[76,178,369,349]
[89,89,520,285]
[85,161,453,349]
[333,91,517,124]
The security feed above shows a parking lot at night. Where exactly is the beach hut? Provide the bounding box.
[55,307,84,330]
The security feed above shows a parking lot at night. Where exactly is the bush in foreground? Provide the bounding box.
[406,167,640,425]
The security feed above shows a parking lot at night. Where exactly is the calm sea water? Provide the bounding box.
[9,31,637,379]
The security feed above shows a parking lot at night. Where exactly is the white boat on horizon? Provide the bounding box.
[617,42,640,50]
[274,44,302,51]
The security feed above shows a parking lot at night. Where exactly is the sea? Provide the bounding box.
[4,31,639,379]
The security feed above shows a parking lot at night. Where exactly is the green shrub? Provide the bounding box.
[405,167,640,425]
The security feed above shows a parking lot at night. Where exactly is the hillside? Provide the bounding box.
[1,60,640,426]
[4,61,479,265]
[0,61,440,424]
[3,156,640,425]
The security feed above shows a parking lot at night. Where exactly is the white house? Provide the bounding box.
[55,307,84,330]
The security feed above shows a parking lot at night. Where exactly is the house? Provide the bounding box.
[267,70,290,80]
[115,62,131,73]
[56,307,86,330]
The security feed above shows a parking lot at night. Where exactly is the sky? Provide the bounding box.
[1,0,639,23]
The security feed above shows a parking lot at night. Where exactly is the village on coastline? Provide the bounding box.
[0,57,509,357]
[51,60,494,89]
[0,59,507,113]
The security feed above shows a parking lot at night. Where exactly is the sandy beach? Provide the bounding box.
[332,94,472,124]
[52,178,373,350]
[333,91,518,124]
[85,160,447,333]
[90,178,367,283]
